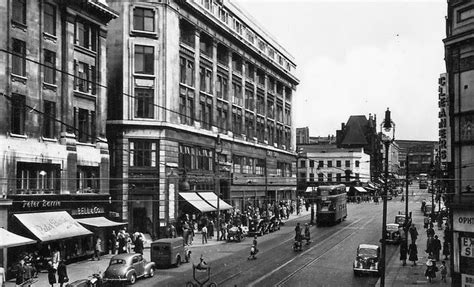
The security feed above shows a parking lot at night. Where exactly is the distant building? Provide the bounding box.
[296,127,309,144]
[396,140,438,177]
[296,144,371,190]
[336,114,382,181]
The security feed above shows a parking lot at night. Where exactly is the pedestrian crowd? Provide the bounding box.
[398,202,451,284]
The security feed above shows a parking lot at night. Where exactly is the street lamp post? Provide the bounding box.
[380,108,395,287]
[405,153,410,238]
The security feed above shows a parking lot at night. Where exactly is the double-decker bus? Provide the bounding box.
[315,184,347,225]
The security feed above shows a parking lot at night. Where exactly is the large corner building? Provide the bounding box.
[106,0,299,237]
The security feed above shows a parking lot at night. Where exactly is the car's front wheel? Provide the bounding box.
[148,267,155,278]
[129,273,137,285]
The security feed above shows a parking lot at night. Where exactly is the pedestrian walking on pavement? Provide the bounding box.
[57,260,68,287]
[440,260,448,283]
[432,235,442,261]
[201,225,208,244]
[118,230,127,254]
[408,242,418,266]
[208,220,214,239]
[426,236,434,257]
[443,238,450,260]
[47,260,56,287]
[400,239,408,266]
[14,258,27,287]
[425,258,438,283]
[426,225,435,238]
[94,237,102,260]
[110,230,117,254]
[409,224,418,244]
[134,234,144,255]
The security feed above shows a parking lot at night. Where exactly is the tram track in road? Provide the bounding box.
[247,217,367,287]
[273,217,376,287]
[194,215,362,287]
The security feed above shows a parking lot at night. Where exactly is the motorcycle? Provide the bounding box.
[248,245,258,260]
[293,240,303,252]
[66,272,105,287]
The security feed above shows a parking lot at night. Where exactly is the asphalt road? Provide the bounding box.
[136,186,425,287]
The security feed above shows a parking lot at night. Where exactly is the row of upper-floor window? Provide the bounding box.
[14,162,100,195]
[299,159,361,169]
[179,56,291,124]
[195,0,293,72]
[180,19,293,99]
[9,93,96,144]
[178,87,291,150]
[12,1,100,52]
[300,173,360,182]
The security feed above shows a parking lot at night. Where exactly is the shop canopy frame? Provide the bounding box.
[197,192,233,210]
[14,211,92,242]
[179,192,216,213]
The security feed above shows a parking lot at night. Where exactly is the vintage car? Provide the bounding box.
[395,213,411,228]
[353,244,381,276]
[227,225,245,242]
[248,219,266,237]
[103,253,155,285]
[386,223,401,244]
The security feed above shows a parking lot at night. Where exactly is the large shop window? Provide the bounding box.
[74,108,95,143]
[74,61,96,94]
[77,166,100,193]
[16,162,60,195]
[255,158,265,175]
[130,140,157,167]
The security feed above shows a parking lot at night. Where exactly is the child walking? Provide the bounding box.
[440,260,447,283]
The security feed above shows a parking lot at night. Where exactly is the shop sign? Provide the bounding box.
[71,206,105,216]
[461,237,474,257]
[454,210,474,232]
[21,200,61,209]
[462,274,474,286]
[438,73,451,163]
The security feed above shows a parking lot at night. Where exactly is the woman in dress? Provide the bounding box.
[408,242,418,266]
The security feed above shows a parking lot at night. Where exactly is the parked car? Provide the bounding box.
[395,212,411,228]
[353,244,381,276]
[386,224,401,244]
[103,253,155,285]
[424,204,436,217]
[227,225,244,242]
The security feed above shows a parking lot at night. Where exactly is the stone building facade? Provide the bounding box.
[106,0,299,237]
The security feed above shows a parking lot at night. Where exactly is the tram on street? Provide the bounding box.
[315,184,347,225]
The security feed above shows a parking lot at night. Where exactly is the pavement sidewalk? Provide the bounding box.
[376,189,451,287]
[5,208,310,286]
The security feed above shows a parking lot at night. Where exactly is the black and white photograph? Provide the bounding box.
[0,0,468,286]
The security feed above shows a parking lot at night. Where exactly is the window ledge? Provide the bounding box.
[42,137,58,142]
[130,30,158,39]
[76,142,96,147]
[74,44,97,57]
[11,74,27,84]
[180,42,195,52]
[11,20,27,31]
[74,90,96,100]
[133,72,155,79]
[9,133,27,139]
[43,82,58,92]
[43,32,57,43]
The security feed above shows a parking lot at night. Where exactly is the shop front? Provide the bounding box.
[6,194,120,278]
[452,209,474,286]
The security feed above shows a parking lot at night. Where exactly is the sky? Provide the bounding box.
[233,0,446,141]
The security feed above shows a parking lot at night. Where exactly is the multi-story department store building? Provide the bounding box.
[0,0,120,277]
[106,0,299,237]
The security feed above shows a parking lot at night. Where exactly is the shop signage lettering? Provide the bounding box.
[22,200,61,209]
[454,211,474,232]
[461,237,474,257]
[72,206,104,216]
[438,73,451,163]
[462,273,474,286]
